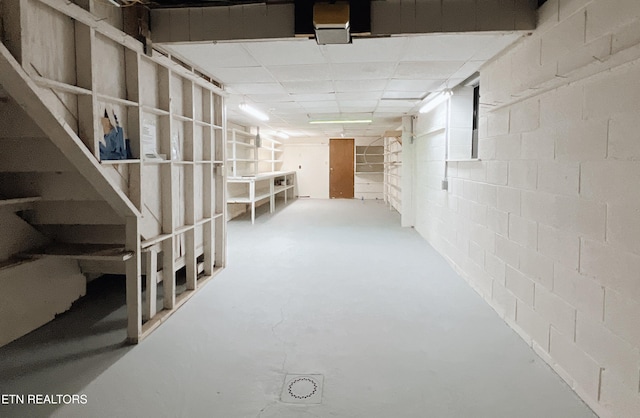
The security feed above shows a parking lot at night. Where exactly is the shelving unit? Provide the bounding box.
[384,135,402,213]
[226,129,292,223]
[258,135,284,173]
[355,145,384,200]
[227,171,296,224]
[13,0,228,343]
[227,128,257,177]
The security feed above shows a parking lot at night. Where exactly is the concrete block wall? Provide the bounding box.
[409,1,640,416]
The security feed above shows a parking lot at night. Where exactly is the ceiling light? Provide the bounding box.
[309,119,372,124]
[239,103,269,121]
[275,131,290,139]
[419,89,453,114]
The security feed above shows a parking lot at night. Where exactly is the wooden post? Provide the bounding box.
[214,94,226,268]
[270,178,275,213]
[159,67,175,309]
[143,249,157,321]
[75,23,98,158]
[125,216,141,343]
[203,92,214,275]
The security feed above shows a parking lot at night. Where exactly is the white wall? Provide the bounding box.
[406,1,640,417]
[282,142,330,198]
[282,137,385,199]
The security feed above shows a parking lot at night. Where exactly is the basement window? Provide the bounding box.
[446,77,479,161]
[471,84,479,159]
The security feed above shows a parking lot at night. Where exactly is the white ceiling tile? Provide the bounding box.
[449,61,483,81]
[375,106,414,114]
[334,79,388,92]
[265,101,302,110]
[339,101,378,112]
[166,32,518,139]
[324,37,407,63]
[245,39,326,65]
[266,64,332,82]
[382,91,426,100]
[246,93,293,103]
[307,112,372,120]
[168,43,258,68]
[402,34,490,62]
[377,99,419,108]
[282,81,335,94]
[226,82,288,95]
[300,100,339,108]
[301,106,341,114]
[471,34,522,61]
[290,93,336,102]
[208,66,275,84]
[385,79,444,92]
[268,106,305,115]
[339,100,379,108]
[394,61,465,79]
[372,115,403,124]
[336,91,382,101]
[340,106,377,113]
[332,62,396,80]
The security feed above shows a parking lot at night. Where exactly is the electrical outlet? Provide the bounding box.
[441,179,449,190]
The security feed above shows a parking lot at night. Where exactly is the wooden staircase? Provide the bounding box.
[0,0,227,347]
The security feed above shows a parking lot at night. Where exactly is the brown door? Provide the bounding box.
[329,138,354,199]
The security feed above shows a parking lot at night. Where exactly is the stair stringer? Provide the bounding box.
[0,42,139,220]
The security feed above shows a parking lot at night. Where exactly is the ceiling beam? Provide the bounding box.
[151,0,536,44]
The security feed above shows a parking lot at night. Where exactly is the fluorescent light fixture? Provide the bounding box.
[418,89,453,114]
[275,131,290,139]
[239,103,269,121]
[309,119,372,124]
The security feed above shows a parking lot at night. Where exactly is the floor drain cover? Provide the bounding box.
[280,374,323,404]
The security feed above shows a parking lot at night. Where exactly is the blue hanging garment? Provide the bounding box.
[99,111,128,160]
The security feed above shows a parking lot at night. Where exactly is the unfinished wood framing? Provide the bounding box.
[1,0,227,344]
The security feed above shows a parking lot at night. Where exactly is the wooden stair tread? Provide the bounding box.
[0,196,42,209]
[23,244,134,261]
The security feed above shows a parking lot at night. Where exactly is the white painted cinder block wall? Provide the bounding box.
[407,1,640,416]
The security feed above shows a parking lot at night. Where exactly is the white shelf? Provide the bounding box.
[173,114,193,123]
[383,137,402,213]
[227,171,296,224]
[141,233,172,249]
[0,197,42,211]
[232,129,255,137]
[101,159,140,165]
[96,93,138,107]
[141,105,170,116]
[229,141,254,148]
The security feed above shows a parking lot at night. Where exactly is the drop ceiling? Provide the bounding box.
[162,33,521,140]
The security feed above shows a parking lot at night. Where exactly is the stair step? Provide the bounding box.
[22,244,134,262]
[0,138,75,172]
[26,201,124,225]
[0,196,42,211]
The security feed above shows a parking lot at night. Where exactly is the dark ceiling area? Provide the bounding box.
[295,0,371,35]
[148,0,549,10]
[147,0,289,8]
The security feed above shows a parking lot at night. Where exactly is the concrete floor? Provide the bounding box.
[0,199,596,418]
